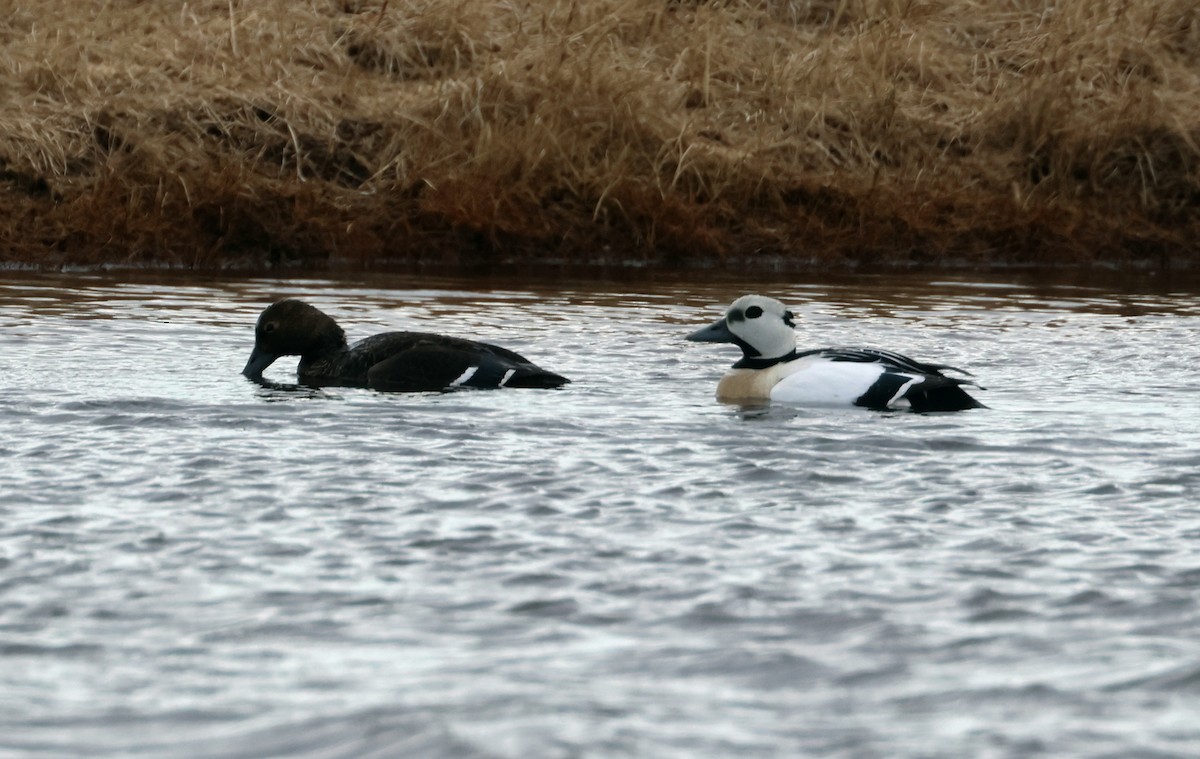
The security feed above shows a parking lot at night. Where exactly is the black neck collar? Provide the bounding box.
[733,349,802,370]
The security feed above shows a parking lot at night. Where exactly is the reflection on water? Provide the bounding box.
[1,270,1199,758]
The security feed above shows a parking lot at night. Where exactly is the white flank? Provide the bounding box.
[499,369,517,387]
[451,367,479,386]
[769,359,887,406]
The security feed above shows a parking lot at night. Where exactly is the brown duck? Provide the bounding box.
[242,299,569,392]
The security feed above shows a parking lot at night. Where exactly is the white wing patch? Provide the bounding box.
[499,369,517,387]
[887,376,922,408]
[450,366,479,386]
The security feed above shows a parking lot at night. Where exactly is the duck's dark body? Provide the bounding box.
[299,331,569,391]
[243,299,569,392]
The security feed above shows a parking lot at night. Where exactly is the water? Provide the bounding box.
[2,270,1199,758]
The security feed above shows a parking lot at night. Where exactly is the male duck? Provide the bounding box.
[242,299,569,391]
[687,294,984,411]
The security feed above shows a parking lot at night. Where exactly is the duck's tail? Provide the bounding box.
[906,379,987,412]
[502,366,571,389]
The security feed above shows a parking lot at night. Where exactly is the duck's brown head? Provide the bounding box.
[242,299,347,379]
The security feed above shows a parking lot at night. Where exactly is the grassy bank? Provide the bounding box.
[1,0,1198,271]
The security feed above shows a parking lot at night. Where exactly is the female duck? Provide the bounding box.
[687,295,983,411]
[243,299,569,391]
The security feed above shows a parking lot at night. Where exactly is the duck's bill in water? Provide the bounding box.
[686,319,736,343]
[242,347,278,380]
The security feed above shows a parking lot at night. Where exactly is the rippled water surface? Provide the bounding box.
[2,270,1200,758]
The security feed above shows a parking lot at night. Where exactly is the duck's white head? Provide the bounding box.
[687,294,797,361]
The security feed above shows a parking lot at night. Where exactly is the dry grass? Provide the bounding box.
[1,0,1198,270]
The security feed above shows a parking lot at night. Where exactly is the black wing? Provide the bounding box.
[807,347,973,378]
[353,333,568,392]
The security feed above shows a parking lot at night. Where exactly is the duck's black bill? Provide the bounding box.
[686,319,735,343]
[242,348,278,380]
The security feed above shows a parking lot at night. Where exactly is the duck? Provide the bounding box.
[242,299,570,392]
[687,294,984,411]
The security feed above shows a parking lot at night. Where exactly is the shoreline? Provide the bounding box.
[5,255,1199,296]
[3,1,1198,272]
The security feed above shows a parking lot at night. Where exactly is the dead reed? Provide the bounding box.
[1,0,1198,269]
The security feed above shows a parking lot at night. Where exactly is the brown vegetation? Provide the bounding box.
[1,0,1199,270]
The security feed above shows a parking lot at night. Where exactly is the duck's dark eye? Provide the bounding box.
[745,306,763,319]
[263,321,277,334]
